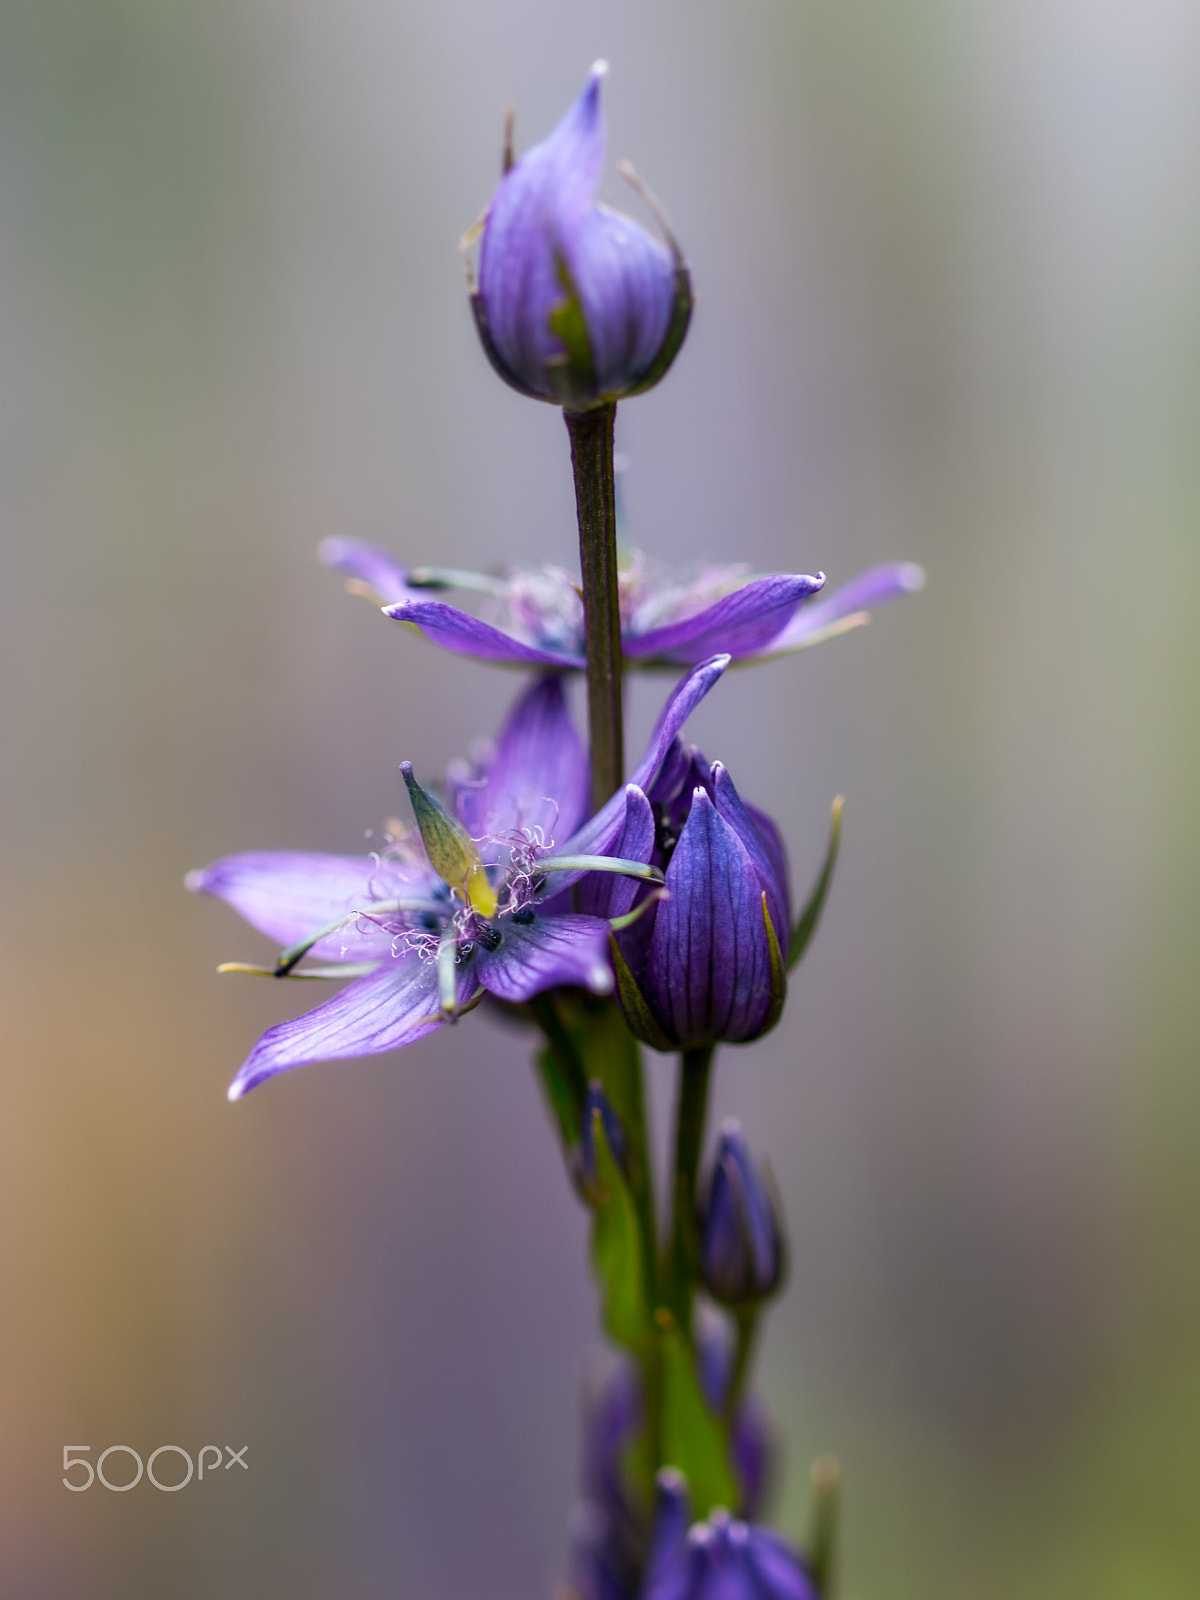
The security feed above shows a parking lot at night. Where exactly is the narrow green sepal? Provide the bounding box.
[218,961,380,981]
[761,893,787,1035]
[788,796,843,972]
[610,934,674,1051]
[401,761,497,915]
[655,1308,739,1518]
[273,896,444,977]
[805,1455,841,1598]
[536,854,665,885]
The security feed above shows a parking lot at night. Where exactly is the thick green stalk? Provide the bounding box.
[564,402,623,812]
[668,1045,714,1327]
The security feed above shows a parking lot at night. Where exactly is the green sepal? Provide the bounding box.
[547,255,596,406]
[805,1455,841,1597]
[588,1105,648,1352]
[788,796,843,973]
[610,935,674,1052]
[761,894,787,1036]
[656,1310,739,1517]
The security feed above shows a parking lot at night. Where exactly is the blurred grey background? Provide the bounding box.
[2,1,1199,1596]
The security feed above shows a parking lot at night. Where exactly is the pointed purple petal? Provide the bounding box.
[476,913,613,1003]
[645,790,773,1046]
[625,574,825,664]
[317,537,422,607]
[568,202,676,395]
[186,851,439,961]
[710,765,790,938]
[227,953,459,1099]
[383,598,582,668]
[576,785,656,921]
[559,655,730,871]
[478,66,607,393]
[756,561,925,656]
[457,676,589,845]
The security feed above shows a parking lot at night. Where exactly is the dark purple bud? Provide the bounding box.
[633,756,790,1048]
[642,1497,819,1600]
[700,1121,784,1308]
[472,63,692,410]
[575,1081,628,1202]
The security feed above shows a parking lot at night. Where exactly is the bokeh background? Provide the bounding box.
[3,1,1199,1595]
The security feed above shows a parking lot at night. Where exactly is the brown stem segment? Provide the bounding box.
[564,402,624,812]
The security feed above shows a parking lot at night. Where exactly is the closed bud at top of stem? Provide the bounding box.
[469,62,692,411]
[699,1121,784,1309]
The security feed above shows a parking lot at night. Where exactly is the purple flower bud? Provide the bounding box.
[700,1121,784,1308]
[574,1081,629,1202]
[472,63,691,410]
[642,1475,818,1600]
[622,752,790,1049]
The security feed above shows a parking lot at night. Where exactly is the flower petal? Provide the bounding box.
[186,851,440,962]
[458,675,589,846]
[559,654,730,871]
[227,952,468,1099]
[710,764,790,940]
[625,573,825,664]
[383,598,582,668]
[476,912,613,1003]
[750,560,925,658]
[645,790,774,1045]
[576,784,656,921]
[317,537,422,607]
[568,202,676,396]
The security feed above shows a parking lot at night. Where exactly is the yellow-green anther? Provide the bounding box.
[401,761,498,916]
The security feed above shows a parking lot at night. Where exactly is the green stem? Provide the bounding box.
[528,993,587,1136]
[564,402,624,812]
[668,1045,714,1327]
[723,1308,759,1428]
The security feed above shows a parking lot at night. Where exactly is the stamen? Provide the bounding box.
[273,898,446,977]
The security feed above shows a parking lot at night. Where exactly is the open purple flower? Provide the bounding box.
[642,1474,818,1600]
[187,659,728,1100]
[320,537,923,672]
[469,62,691,409]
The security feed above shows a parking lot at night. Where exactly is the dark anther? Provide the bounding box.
[511,905,536,925]
[474,919,503,951]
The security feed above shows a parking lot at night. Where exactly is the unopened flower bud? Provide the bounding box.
[699,1121,784,1309]
[619,752,790,1049]
[471,62,692,411]
[642,1475,818,1600]
[574,1081,628,1203]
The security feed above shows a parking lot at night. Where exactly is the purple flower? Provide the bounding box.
[320,538,924,673]
[563,1330,776,1600]
[700,1121,784,1309]
[611,748,791,1050]
[642,1474,818,1600]
[470,62,691,409]
[187,659,728,1100]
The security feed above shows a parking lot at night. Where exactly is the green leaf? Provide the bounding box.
[657,1314,739,1517]
[589,1107,649,1352]
[788,796,844,972]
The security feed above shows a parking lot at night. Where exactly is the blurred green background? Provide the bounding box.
[2,1,1198,1595]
